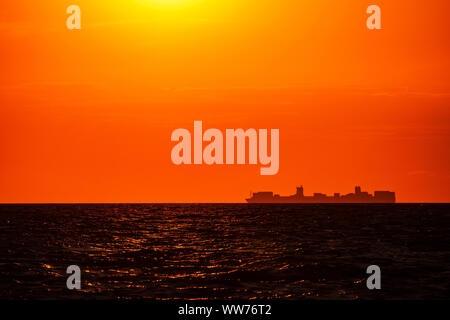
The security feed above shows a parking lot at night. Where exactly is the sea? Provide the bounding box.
[0,204,449,300]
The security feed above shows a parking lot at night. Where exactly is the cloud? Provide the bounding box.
[407,170,436,177]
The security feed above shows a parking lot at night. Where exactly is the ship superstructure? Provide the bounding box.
[246,186,395,203]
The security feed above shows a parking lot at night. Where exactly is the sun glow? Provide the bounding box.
[151,0,188,3]
[132,0,207,13]
[137,0,196,7]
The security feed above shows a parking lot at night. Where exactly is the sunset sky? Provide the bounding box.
[1,0,449,203]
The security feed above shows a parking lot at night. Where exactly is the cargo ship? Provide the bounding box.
[246,185,395,203]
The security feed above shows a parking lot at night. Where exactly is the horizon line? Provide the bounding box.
[0,202,448,205]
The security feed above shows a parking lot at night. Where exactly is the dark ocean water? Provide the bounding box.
[0,204,449,300]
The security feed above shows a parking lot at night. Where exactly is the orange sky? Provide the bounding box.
[1,0,449,203]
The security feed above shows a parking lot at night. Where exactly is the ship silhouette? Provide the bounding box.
[246,185,395,203]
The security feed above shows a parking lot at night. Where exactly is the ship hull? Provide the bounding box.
[246,199,395,204]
